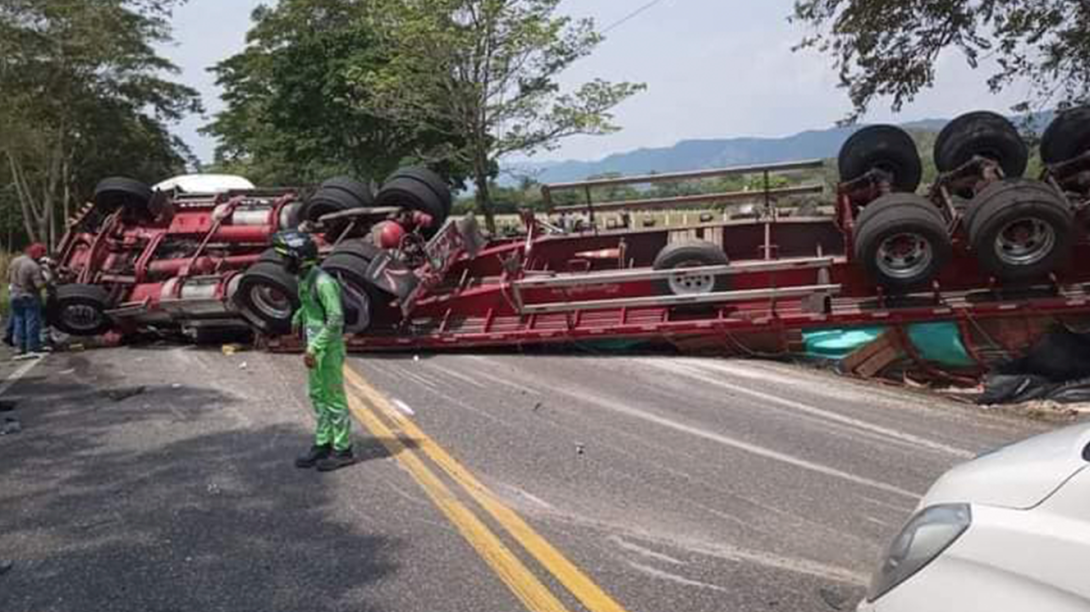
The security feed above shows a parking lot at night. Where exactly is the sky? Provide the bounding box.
[161,0,1029,165]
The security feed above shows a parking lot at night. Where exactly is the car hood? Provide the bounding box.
[921,422,1090,510]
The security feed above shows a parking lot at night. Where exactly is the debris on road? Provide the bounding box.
[818,586,848,610]
[221,343,244,356]
[2,417,21,435]
[104,386,147,402]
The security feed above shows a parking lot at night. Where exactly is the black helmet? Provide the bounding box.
[271,230,318,273]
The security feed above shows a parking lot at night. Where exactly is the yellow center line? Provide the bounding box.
[344,365,631,612]
[344,390,570,612]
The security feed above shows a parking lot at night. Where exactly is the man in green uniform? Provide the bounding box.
[272,231,356,472]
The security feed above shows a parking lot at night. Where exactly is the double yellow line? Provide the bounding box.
[343,365,629,612]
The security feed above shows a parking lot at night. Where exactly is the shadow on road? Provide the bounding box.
[0,353,401,612]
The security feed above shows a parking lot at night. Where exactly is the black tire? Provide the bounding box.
[320,177,374,207]
[387,167,452,216]
[93,177,153,216]
[257,248,285,265]
[375,176,448,235]
[934,111,1028,177]
[299,187,367,241]
[967,179,1074,282]
[232,262,299,335]
[838,125,922,193]
[652,241,730,296]
[47,284,112,336]
[321,253,390,334]
[853,194,952,291]
[299,187,362,223]
[331,239,381,263]
[1041,105,1090,165]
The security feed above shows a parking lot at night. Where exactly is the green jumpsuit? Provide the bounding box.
[292,266,351,451]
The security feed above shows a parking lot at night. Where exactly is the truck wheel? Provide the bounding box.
[331,239,381,263]
[321,253,390,334]
[968,179,1073,282]
[386,167,452,216]
[652,241,730,296]
[233,262,299,335]
[934,111,1027,177]
[257,248,284,265]
[300,187,367,241]
[375,177,448,236]
[854,193,951,291]
[1041,105,1090,165]
[93,177,153,217]
[320,177,374,207]
[48,284,112,336]
[838,125,922,193]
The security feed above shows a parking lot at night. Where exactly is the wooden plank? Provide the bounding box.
[842,329,905,378]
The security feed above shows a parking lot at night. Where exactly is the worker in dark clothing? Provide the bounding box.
[271,231,356,472]
[8,243,47,359]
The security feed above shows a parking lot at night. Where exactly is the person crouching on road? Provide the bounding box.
[8,243,47,359]
[272,231,356,472]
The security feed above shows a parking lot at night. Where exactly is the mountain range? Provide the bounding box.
[504,116,1046,185]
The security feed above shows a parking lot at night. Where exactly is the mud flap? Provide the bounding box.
[365,252,419,300]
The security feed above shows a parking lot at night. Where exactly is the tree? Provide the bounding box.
[0,0,198,248]
[791,0,1090,122]
[355,0,645,231]
[205,0,454,186]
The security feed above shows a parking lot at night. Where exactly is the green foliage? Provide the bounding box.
[354,0,645,230]
[792,0,1090,121]
[205,0,462,186]
[0,0,198,247]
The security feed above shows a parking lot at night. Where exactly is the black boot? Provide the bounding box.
[316,448,356,472]
[295,444,331,469]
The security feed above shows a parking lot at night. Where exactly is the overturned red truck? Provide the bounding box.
[50,107,1090,378]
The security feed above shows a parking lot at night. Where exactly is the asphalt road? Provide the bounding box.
[0,346,1052,612]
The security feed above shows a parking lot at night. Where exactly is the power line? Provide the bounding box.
[601,0,674,34]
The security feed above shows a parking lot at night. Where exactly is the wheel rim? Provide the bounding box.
[250,285,293,320]
[876,232,933,280]
[61,303,104,333]
[667,260,717,295]
[994,217,1056,266]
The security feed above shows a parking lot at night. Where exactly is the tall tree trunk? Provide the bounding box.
[473,149,495,233]
[474,170,495,234]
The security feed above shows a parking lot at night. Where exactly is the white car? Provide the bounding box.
[859,422,1090,612]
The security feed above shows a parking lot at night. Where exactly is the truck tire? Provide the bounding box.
[232,262,299,335]
[375,176,448,236]
[934,110,1027,178]
[300,186,363,223]
[967,179,1073,282]
[386,167,452,216]
[47,284,113,336]
[300,187,367,241]
[257,248,284,265]
[320,177,374,207]
[93,177,153,217]
[321,253,389,334]
[331,239,381,263]
[854,194,951,291]
[838,125,922,193]
[1041,105,1090,165]
[652,241,730,296]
